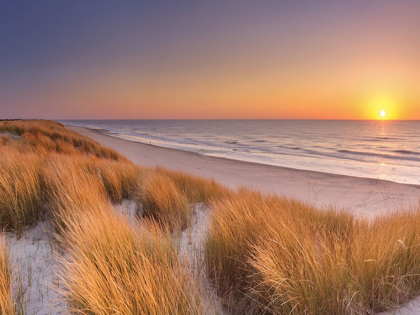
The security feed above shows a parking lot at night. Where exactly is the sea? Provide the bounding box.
[60,120,420,185]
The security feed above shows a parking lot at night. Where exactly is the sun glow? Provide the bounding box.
[366,96,398,120]
[380,110,386,118]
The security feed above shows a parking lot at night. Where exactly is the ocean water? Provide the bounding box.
[61,120,420,185]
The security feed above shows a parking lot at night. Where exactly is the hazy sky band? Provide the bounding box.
[1,1,419,119]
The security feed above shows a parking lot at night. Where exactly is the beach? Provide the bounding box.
[2,120,420,314]
[70,125,420,219]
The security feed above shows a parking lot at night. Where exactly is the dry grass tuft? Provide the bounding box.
[139,172,191,231]
[0,149,43,235]
[0,234,14,314]
[0,120,221,313]
[0,120,125,161]
[0,136,11,146]
[155,166,230,204]
[205,189,420,314]
[136,166,231,232]
[59,203,207,314]
[82,157,139,202]
[41,155,111,234]
[0,120,139,234]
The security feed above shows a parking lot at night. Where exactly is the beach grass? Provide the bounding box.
[0,234,15,314]
[0,120,224,234]
[136,166,231,232]
[139,171,191,231]
[57,192,207,314]
[205,189,420,314]
[84,157,139,202]
[41,155,111,234]
[154,166,230,204]
[0,120,137,234]
[0,120,214,313]
[0,149,43,235]
[0,120,125,161]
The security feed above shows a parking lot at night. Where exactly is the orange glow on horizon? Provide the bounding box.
[2,2,420,120]
[364,95,402,120]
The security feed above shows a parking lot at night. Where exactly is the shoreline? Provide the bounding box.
[75,125,420,187]
[61,121,420,187]
[68,125,420,218]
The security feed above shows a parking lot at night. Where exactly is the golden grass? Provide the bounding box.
[0,120,125,161]
[82,157,139,202]
[0,120,216,313]
[57,195,207,314]
[0,148,43,235]
[0,120,139,234]
[32,136,208,313]
[41,155,111,234]
[139,171,191,231]
[0,136,11,146]
[0,120,226,233]
[137,167,231,231]
[0,234,14,314]
[154,166,230,204]
[205,189,420,314]
[44,154,139,206]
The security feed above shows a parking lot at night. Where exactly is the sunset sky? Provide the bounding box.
[1,1,419,120]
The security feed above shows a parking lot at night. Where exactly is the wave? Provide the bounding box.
[393,150,420,155]
[363,136,401,142]
[338,149,420,162]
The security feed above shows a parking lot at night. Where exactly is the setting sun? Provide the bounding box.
[367,96,398,120]
[380,110,386,118]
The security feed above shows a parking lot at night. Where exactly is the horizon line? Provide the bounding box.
[53,118,420,121]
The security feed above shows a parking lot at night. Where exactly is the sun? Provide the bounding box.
[367,95,397,120]
[380,110,386,118]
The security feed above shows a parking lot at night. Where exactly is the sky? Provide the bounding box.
[1,1,419,120]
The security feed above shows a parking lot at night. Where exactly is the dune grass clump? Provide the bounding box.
[82,157,139,202]
[0,119,139,235]
[0,136,11,146]
[139,172,191,231]
[0,120,222,313]
[59,203,206,315]
[0,235,14,314]
[0,149,43,235]
[155,166,230,204]
[43,154,139,207]
[0,120,125,161]
[0,121,26,136]
[205,189,420,314]
[41,155,111,233]
[43,153,207,314]
[137,166,231,232]
[204,189,332,308]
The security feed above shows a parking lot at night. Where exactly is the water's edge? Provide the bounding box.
[64,122,420,187]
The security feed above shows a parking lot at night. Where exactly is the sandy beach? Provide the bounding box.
[70,125,420,219]
[3,120,420,314]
